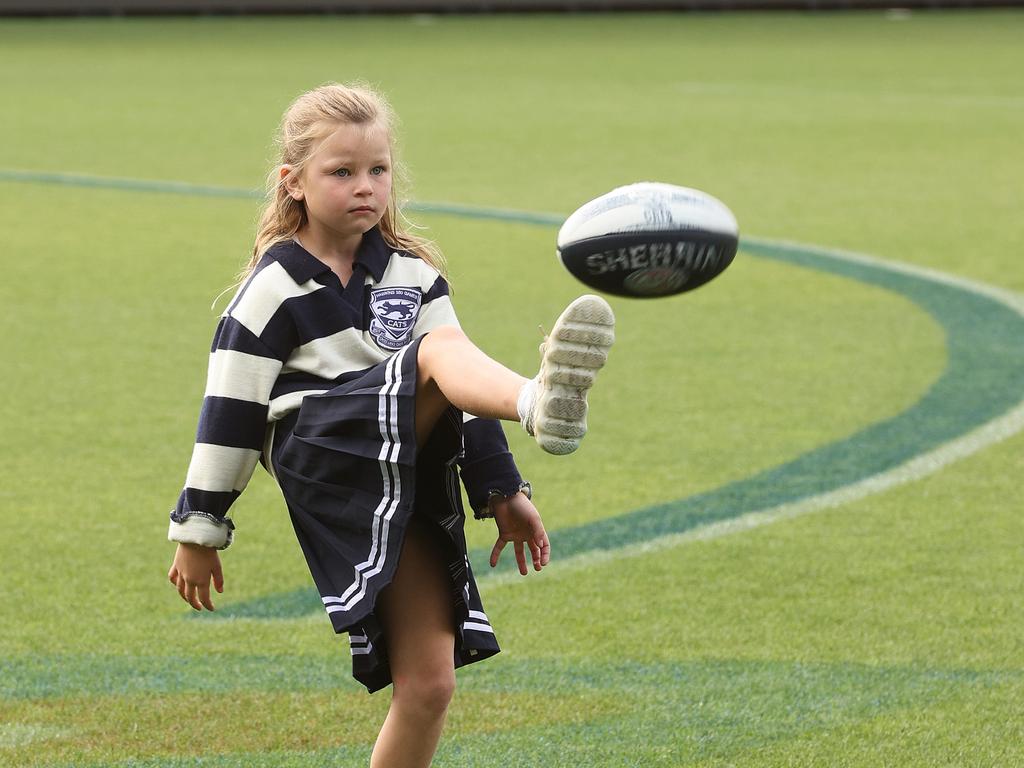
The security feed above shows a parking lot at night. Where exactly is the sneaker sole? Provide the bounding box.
[534,295,615,455]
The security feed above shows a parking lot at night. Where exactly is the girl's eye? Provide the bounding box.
[370,166,387,176]
[333,168,350,177]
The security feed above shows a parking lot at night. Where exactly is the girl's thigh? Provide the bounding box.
[376,519,456,685]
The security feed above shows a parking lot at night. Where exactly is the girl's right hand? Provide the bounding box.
[168,542,224,611]
[489,492,550,576]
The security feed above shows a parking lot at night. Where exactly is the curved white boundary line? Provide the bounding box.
[486,238,1024,587]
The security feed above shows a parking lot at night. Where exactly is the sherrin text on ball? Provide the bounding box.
[557,182,739,298]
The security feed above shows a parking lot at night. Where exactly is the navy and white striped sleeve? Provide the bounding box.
[459,418,524,517]
[168,262,295,549]
[413,271,525,517]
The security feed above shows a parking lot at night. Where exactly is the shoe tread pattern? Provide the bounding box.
[534,295,615,455]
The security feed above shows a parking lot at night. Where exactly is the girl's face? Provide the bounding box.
[286,121,393,240]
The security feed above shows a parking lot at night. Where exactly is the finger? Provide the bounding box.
[168,565,178,585]
[514,540,527,576]
[538,535,551,568]
[185,582,203,612]
[212,560,224,594]
[198,582,215,612]
[529,537,544,571]
[527,537,540,571]
[490,538,507,569]
[176,574,188,603]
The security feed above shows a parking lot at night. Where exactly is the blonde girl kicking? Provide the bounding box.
[166,82,614,768]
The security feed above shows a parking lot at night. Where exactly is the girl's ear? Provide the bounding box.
[280,165,304,201]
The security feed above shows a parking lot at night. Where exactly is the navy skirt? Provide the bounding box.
[270,338,500,693]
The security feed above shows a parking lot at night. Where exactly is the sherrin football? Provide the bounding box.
[556,182,739,298]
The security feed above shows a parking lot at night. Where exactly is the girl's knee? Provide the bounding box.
[394,666,456,718]
[415,324,468,400]
[433,324,464,340]
[419,324,466,358]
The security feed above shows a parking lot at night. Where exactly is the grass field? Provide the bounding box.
[2,10,1023,767]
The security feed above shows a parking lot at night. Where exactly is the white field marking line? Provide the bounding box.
[672,81,1024,110]
[485,238,1024,588]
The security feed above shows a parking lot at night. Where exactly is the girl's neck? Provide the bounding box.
[295,225,363,266]
[295,225,364,286]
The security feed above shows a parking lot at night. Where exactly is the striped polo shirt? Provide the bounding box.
[169,227,522,549]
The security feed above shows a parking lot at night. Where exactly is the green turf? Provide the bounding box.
[1,10,1022,768]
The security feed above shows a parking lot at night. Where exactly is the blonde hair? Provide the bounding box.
[245,82,446,280]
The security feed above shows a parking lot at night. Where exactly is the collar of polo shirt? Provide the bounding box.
[277,226,392,284]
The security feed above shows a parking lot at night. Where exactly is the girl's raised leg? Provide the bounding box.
[416,295,616,455]
[416,324,527,425]
[369,521,457,768]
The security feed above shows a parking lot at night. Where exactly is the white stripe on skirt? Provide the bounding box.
[349,633,375,656]
[322,345,410,613]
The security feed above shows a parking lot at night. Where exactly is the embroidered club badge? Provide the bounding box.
[369,287,422,350]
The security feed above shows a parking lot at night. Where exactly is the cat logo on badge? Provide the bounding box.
[369,287,422,350]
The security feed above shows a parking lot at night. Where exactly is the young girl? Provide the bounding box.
[166,82,614,767]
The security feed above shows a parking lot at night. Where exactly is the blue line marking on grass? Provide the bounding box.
[4,169,1024,622]
[0,168,564,225]
[0,168,265,200]
[17,657,1022,766]
[4,652,1013,701]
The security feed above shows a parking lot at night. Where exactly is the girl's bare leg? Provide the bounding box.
[416,297,615,456]
[415,325,528,429]
[370,521,456,768]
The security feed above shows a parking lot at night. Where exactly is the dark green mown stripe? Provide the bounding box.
[210,583,322,619]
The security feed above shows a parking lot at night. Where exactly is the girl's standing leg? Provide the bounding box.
[370,340,519,767]
[369,520,457,768]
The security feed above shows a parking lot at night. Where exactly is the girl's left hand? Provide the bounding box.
[489,492,551,575]
[167,542,224,611]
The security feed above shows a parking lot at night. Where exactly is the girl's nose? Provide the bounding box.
[355,173,374,194]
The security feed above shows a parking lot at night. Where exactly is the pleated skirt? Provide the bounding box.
[270,339,500,693]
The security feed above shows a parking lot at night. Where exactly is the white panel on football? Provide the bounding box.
[557,182,738,248]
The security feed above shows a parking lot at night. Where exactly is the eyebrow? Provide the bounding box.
[320,156,390,168]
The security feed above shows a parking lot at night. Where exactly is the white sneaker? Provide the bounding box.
[518,295,615,455]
